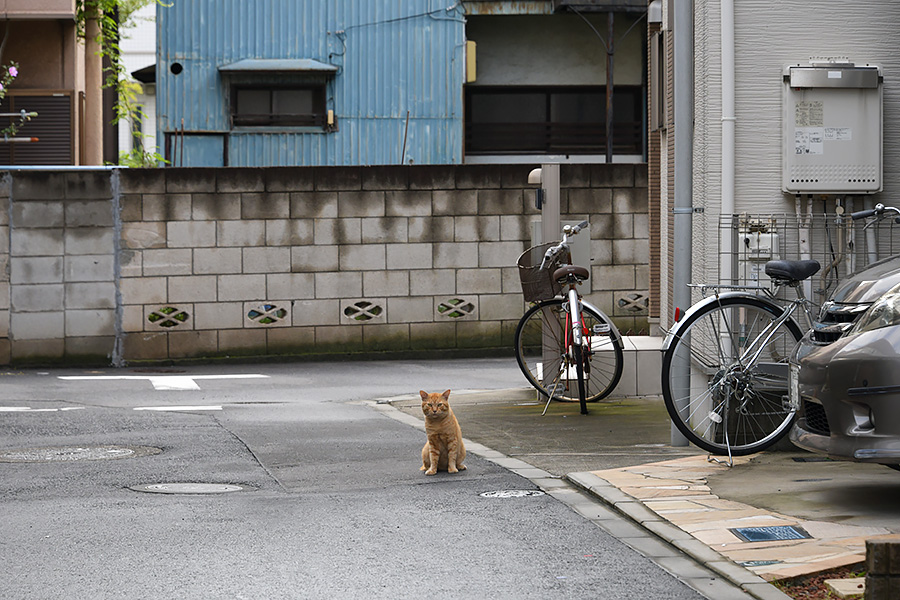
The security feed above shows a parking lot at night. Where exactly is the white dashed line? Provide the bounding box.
[133,406,223,412]
[59,374,269,391]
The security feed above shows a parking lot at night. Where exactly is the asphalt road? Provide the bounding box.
[0,359,709,599]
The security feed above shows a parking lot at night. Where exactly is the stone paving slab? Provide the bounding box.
[580,455,893,582]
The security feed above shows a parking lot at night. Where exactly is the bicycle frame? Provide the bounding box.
[567,287,584,348]
[542,290,589,415]
[734,298,805,369]
[662,287,814,353]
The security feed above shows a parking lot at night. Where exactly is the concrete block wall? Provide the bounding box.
[1,165,648,366]
[1,172,117,365]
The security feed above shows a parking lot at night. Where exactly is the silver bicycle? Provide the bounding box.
[660,259,820,456]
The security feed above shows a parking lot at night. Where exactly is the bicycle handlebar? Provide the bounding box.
[851,203,900,222]
[539,221,590,270]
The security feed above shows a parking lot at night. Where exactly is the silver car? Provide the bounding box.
[790,246,900,469]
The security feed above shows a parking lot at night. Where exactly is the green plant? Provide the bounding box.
[76,0,170,166]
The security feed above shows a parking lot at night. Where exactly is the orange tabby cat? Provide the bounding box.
[420,389,466,475]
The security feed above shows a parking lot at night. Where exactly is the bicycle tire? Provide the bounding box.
[661,295,802,455]
[514,298,624,403]
[572,342,588,415]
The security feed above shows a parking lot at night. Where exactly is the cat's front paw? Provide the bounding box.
[448,466,458,473]
[424,468,437,475]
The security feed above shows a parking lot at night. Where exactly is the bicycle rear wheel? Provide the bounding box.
[661,295,802,455]
[514,299,623,403]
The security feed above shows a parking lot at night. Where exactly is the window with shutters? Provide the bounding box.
[0,93,74,165]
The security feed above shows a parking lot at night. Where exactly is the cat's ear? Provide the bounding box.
[442,389,451,400]
[419,390,429,401]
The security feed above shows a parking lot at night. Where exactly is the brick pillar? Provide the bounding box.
[866,539,900,599]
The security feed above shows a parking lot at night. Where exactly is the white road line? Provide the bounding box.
[0,407,86,412]
[59,374,269,391]
[133,406,223,412]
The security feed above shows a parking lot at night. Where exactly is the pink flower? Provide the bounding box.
[0,83,4,91]
[8,66,16,77]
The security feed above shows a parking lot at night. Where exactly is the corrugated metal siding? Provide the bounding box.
[229,118,459,166]
[158,0,465,166]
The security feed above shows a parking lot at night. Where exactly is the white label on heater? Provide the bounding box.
[824,127,851,141]
[795,128,824,155]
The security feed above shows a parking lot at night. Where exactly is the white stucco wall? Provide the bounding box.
[690,0,900,294]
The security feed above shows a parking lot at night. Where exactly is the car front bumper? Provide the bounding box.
[789,324,900,465]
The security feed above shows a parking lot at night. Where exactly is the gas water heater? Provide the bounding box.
[782,59,882,195]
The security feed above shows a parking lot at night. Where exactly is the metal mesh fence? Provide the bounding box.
[713,212,900,308]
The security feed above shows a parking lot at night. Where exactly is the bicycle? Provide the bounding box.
[513,220,624,415]
[851,202,900,227]
[660,258,820,457]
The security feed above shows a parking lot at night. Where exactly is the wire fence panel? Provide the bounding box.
[713,213,900,309]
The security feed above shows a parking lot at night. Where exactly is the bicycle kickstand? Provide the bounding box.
[541,379,563,416]
[707,428,734,468]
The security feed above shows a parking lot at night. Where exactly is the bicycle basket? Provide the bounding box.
[517,241,564,302]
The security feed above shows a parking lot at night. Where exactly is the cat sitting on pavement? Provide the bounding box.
[420,389,466,475]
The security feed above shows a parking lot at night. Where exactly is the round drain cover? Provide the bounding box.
[130,483,252,495]
[479,489,546,498]
[0,445,161,463]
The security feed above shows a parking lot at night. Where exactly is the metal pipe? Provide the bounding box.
[606,11,614,163]
[401,110,410,165]
[540,163,560,248]
[720,0,735,285]
[671,0,694,447]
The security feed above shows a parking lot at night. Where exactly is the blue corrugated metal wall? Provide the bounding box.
[157,0,466,166]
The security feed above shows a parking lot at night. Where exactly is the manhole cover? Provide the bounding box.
[129,483,252,495]
[0,445,161,463]
[730,525,811,542]
[479,490,546,498]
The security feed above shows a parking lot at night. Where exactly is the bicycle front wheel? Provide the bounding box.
[514,299,624,403]
[661,296,802,455]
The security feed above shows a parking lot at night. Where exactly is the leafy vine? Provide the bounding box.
[76,0,167,166]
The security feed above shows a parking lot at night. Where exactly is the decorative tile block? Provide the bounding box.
[434,296,478,320]
[244,301,292,327]
[615,291,649,316]
[144,304,193,331]
[340,298,387,324]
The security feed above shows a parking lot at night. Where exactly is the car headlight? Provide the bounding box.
[851,285,900,335]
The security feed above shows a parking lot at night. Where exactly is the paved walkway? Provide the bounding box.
[571,456,898,582]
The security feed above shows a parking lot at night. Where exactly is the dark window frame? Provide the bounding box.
[464,85,643,155]
[230,83,327,128]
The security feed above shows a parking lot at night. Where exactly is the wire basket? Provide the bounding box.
[517,241,564,302]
